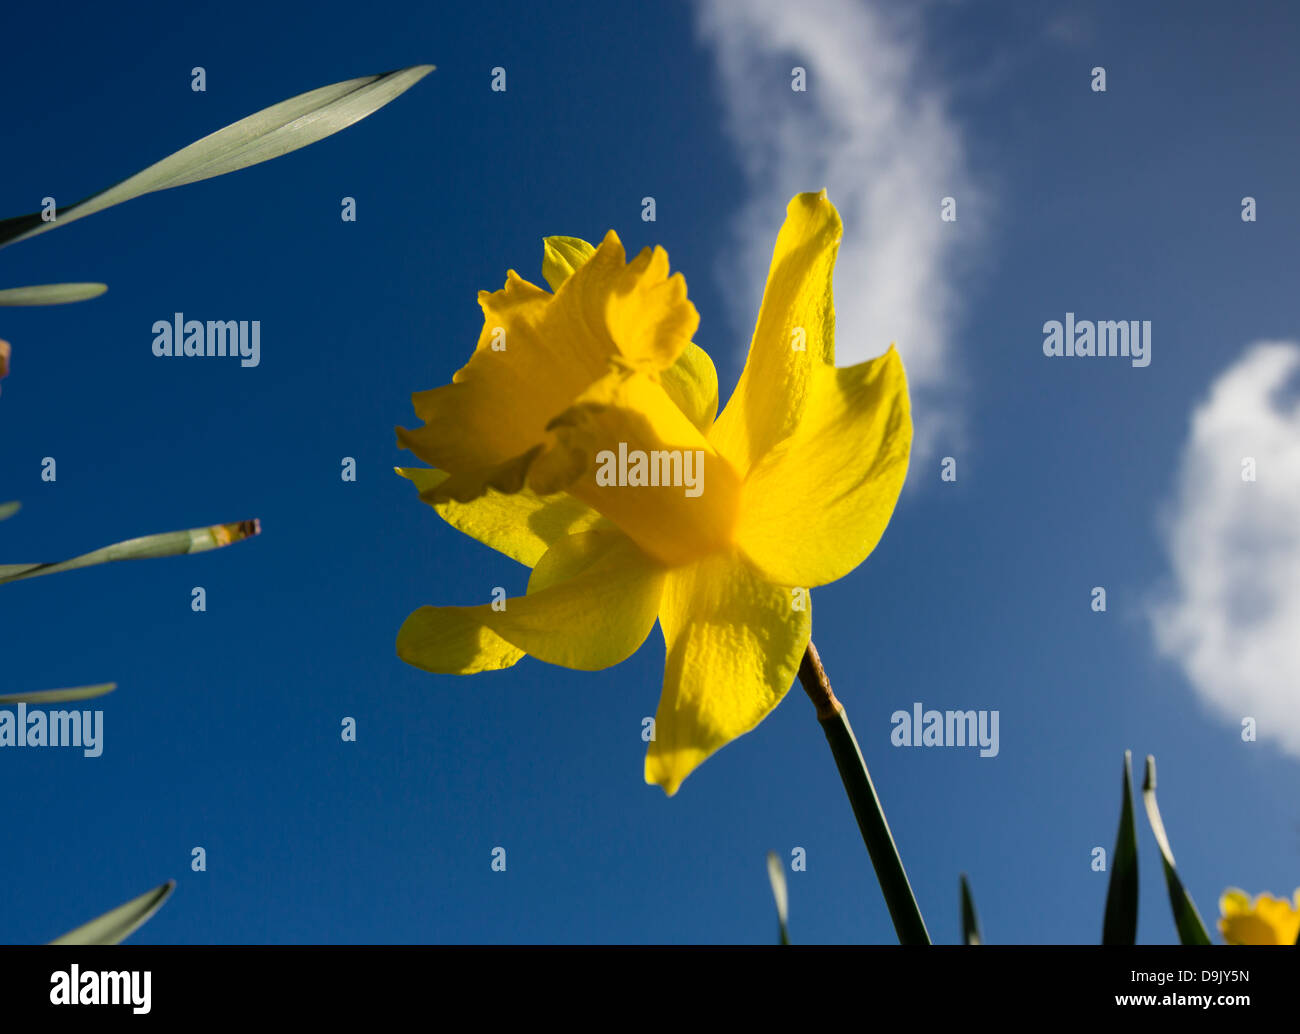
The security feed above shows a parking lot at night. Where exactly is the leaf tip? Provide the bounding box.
[1143,754,1157,793]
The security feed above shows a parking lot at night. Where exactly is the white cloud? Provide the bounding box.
[693,0,982,463]
[1151,342,1300,755]
[1044,12,1093,47]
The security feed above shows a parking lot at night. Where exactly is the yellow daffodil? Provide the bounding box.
[395,191,911,795]
[1218,888,1300,944]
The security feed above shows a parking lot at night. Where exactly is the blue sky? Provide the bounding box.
[3,0,1300,944]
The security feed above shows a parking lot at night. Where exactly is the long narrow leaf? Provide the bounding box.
[1102,750,1139,945]
[0,283,107,306]
[766,851,790,945]
[1141,755,1212,945]
[0,501,19,521]
[49,881,175,945]
[0,683,116,705]
[0,66,433,249]
[960,873,982,945]
[0,518,259,586]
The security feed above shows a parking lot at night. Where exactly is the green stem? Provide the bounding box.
[798,639,930,945]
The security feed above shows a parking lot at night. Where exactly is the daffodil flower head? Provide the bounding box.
[395,191,912,795]
[1219,887,1300,944]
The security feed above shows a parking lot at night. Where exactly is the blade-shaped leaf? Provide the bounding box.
[766,851,790,945]
[960,873,983,945]
[0,283,107,306]
[0,501,19,521]
[49,881,175,945]
[1142,755,1212,945]
[0,518,260,586]
[0,65,433,249]
[1102,750,1139,945]
[0,683,116,705]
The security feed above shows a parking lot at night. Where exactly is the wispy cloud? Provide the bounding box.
[1044,11,1094,47]
[1151,342,1300,756]
[693,0,982,464]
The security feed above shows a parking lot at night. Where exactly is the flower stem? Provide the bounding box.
[798,639,930,945]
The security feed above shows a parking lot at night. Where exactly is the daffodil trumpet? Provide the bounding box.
[1218,888,1300,945]
[396,191,922,938]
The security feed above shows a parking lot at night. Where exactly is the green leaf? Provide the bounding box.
[0,501,19,522]
[49,881,175,945]
[1141,755,1212,945]
[0,683,116,705]
[0,64,433,250]
[0,283,107,306]
[1102,750,1139,945]
[0,518,260,586]
[960,873,982,945]
[766,851,790,945]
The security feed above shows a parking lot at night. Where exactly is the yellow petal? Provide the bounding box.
[397,232,698,501]
[709,191,842,478]
[645,550,811,795]
[528,366,742,567]
[414,444,545,505]
[397,467,605,567]
[394,607,526,675]
[526,526,622,593]
[734,347,911,587]
[660,341,719,434]
[398,529,665,673]
[542,235,596,291]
